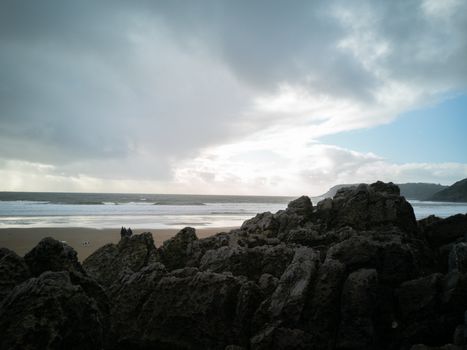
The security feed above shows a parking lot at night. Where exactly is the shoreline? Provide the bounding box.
[0,226,237,261]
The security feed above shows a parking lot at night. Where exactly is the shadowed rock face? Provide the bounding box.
[1,181,467,350]
[83,232,158,288]
[0,248,30,301]
[0,271,107,350]
[24,237,85,276]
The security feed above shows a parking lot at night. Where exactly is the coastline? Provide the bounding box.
[0,226,237,261]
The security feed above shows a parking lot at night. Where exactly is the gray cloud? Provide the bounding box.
[1,0,466,185]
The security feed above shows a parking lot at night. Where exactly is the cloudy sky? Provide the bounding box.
[1,0,466,196]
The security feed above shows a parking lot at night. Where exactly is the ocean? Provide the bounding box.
[0,192,466,229]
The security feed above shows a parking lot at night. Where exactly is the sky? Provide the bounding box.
[0,0,466,196]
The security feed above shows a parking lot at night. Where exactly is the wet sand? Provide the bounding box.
[0,226,236,261]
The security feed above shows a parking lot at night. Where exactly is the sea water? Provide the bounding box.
[0,192,466,229]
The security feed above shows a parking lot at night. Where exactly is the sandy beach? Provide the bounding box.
[0,226,236,261]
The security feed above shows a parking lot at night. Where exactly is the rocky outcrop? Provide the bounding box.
[422,214,467,247]
[159,227,198,270]
[83,232,158,288]
[317,182,418,234]
[0,248,30,301]
[0,271,108,350]
[1,181,467,350]
[24,237,85,276]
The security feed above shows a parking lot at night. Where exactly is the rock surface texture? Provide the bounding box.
[1,181,467,349]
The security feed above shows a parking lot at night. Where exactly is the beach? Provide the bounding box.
[0,226,236,261]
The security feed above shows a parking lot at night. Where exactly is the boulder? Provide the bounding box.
[317,181,418,234]
[0,271,107,350]
[336,268,378,350]
[159,227,198,270]
[83,232,158,288]
[240,212,279,237]
[0,248,30,301]
[24,237,84,276]
[274,196,314,234]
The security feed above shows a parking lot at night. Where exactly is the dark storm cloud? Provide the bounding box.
[0,0,466,182]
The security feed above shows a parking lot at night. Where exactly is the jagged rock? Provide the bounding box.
[0,271,107,350]
[159,227,198,270]
[452,324,465,346]
[186,232,231,266]
[418,215,443,232]
[240,212,279,237]
[0,248,30,301]
[317,181,418,233]
[225,346,247,350]
[303,258,346,350]
[250,326,313,350]
[336,268,378,350]
[110,262,167,344]
[423,214,467,247]
[440,272,467,324]
[200,244,294,280]
[24,237,84,276]
[83,232,158,288]
[233,281,263,346]
[268,247,320,326]
[286,196,313,217]
[258,273,279,296]
[396,273,448,346]
[325,232,427,285]
[117,271,248,349]
[410,345,462,350]
[448,243,467,273]
[274,196,314,234]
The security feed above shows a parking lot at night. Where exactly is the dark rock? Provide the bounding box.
[448,243,467,273]
[396,273,449,346]
[268,247,320,326]
[24,237,85,276]
[200,244,294,280]
[0,248,30,301]
[410,345,462,350]
[325,233,423,285]
[240,212,279,237]
[186,232,231,266]
[110,262,167,343]
[83,232,158,288]
[0,271,107,350]
[452,324,465,346]
[302,258,346,350]
[423,214,467,247]
[250,326,313,350]
[119,271,247,349]
[273,196,313,234]
[159,227,198,270]
[286,195,313,217]
[317,181,418,234]
[258,273,279,296]
[233,281,263,345]
[336,268,378,350]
